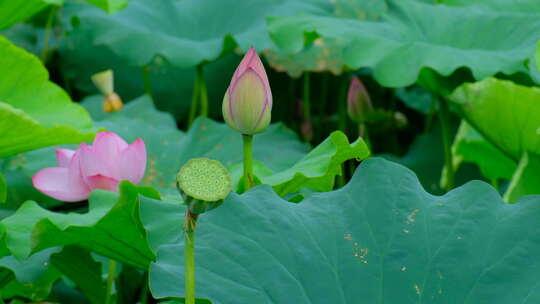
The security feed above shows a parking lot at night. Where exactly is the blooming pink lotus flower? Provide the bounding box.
[32,132,146,202]
[222,47,272,135]
[347,76,373,124]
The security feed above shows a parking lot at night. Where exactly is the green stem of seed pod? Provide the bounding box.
[188,68,201,128]
[302,72,312,141]
[438,97,455,191]
[142,65,153,98]
[105,260,117,304]
[40,6,58,61]
[184,210,198,304]
[198,65,209,118]
[243,134,255,190]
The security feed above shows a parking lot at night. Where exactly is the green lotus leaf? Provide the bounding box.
[0,36,95,157]
[0,182,159,269]
[0,0,52,30]
[50,246,106,304]
[450,121,516,182]
[268,0,540,87]
[0,247,61,301]
[64,0,328,68]
[449,78,540,161]
[148,158,540,303]
[504,153,540,203]
[0,0,126,31]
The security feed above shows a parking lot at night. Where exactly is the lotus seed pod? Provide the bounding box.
[222,47,272,135]
[176,158,232,214]
[347,76,373,124]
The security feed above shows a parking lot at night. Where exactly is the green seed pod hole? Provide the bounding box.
[176,158,232,202]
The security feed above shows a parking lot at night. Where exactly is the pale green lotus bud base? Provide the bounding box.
[176,158,232,214]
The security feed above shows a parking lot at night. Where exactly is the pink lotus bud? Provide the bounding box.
[32,132,146,202]
[347,76,373,123]
[222,47,272,135]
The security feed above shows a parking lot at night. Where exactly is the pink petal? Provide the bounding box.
[231,47,257,81]
[117,138,146,183]
[231,48,272,109]
[86,174,119,192]
[55,149,75,167]
[92,132,128,159]
[79,143,115,182]
[32,167,89,202]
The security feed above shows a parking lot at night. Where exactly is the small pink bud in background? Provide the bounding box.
[32,132,146,202]
[301,120,313,142]
[347,76,373,124]
[222,47,272,135]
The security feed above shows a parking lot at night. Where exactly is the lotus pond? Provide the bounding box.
[1,0,540,303]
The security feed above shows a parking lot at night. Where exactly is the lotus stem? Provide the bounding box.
[105,259,117,304]
[184,210,198,304]
[302,72,312,141]
[40,6,58,61]
[198,65,209,118]
[243,134,255,190]
[142,65,153,98]
[188,68,201,127]
[438,97,455,191]
[336,77,349,188]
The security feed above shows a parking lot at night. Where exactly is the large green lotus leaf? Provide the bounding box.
[263,0,386,77]
[0,36,95,157]
[148,158,540,303]
[263,37,348,78]
[504,153,540,203]
[449,77,540,161]
[0,247,61,301]
[0,0,126,31]
[262,132,369,196]
[59,23,242,120]
[536,40,540,74]
[50,246,106,304]
[442,0,540,12]
[0,173,5,204]
[0,182,159,269]
[268,0,540,87]
[0,0,52,30]
[83,0,127,13]
[65,0,329,68]
[451,121,516,182]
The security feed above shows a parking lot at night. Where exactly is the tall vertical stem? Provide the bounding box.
[302,72,312,141]
[105,260,117,304]
[318,73,329,141]
[184,210,198,304]
[337,76,349,188]
[142,65,153,98]
[198,65,209,118]
[438,97,455,191]
[188,68,201,128]
[242,134,255,190]
[41,6,58,61]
